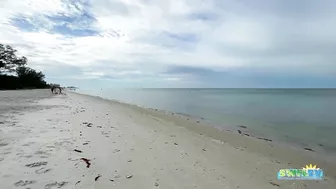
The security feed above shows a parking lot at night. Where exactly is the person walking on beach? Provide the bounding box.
[50,85,62,94]
[51,86,55,94]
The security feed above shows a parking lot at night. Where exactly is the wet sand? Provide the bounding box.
[0,89,335,189]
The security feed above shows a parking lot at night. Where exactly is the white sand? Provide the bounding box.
[0,89,335,189]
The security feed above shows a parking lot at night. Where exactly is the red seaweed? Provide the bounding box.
[80,158,91,168]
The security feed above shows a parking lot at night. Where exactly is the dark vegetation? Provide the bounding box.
[0,44,50,90]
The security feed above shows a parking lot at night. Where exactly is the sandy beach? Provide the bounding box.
[0,89,335,189]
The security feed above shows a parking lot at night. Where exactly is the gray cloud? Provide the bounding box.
[1,0,335,88]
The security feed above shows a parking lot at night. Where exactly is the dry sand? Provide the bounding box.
[0,89,335,189]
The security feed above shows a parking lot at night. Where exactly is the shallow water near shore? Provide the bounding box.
[78,88,336,156]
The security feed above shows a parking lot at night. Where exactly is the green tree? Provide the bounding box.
[16,66,47,88]
[0,43,50,90]
[0,44,27,73]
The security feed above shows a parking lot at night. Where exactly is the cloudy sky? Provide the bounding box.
[1,0,336,88]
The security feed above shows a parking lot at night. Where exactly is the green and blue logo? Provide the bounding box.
[277,164,324,180]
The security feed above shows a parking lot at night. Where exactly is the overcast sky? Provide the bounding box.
[1,0,336,88]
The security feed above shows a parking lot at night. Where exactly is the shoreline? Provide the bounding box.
[75,90,336,164]
[73,91,336,178]
[1,89,335,189]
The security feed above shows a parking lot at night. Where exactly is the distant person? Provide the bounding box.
[51,86,54,94]
[51,86,62,94]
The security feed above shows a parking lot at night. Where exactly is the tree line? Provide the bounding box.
[0,44,51,90]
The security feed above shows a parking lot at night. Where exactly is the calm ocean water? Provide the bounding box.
[78,88,336,154]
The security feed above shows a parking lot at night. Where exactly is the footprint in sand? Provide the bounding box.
[35,150,51,158]
[25,161,48,168]
[21,155,33,159]
[44,181,68,189]
[35,167,52,174]
[55,141,73,147]
[2,151,11,155]
[0,142,8,147]
[22,142,35,147]
[14,180,36,187]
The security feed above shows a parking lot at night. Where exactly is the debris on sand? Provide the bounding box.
[109,179,114,182]
[82,122,93,127]
[202,149,206,152]
[269,181,280,187]
[80,158,91,168]
[238,125,247,129]
[126,175,133,179]
[174,143,178,145]
[155,182,159,187]
[238,129,271,142]
[75,181,81,185]
[95,175,101,181]
[304,147,315,152]
[257,137,272,142]
[74,149,83,153]
[83,142,89,145]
